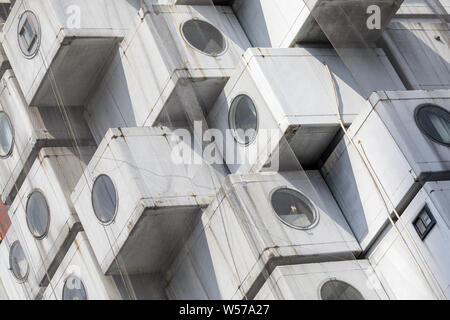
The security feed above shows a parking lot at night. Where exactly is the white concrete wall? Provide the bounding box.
[43,232,121,300]
[0,224,41,299]
[232,0,314,47]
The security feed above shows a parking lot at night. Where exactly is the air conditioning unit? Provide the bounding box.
[71,127,227,276]
[166,170,361,300]
[232,0,403,47]
[369,180,450,300]
[0,70,95,205]
[1,0,137,107]
[255,260,388,300]
[321,89,450,251]
[43,232,121,300]
[7,147,95,289]
[84,3,250,143]
[207,47,403,173]
[0,224,41,299]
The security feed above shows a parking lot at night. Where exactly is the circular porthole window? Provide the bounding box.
[415,104,450,146]
[63,276,87,300]
[92,174,117,224]
[9,241,29,282]
[0,112,14,158]
[26,191,50,239]
[17,11,41,58]
[320,280,364,300]
[181,19,226,56]
[271,188,317,229]
[228,95,258,145]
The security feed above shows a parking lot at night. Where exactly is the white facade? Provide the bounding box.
[0,0,449,301]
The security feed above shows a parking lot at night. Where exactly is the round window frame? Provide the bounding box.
[0,111,15,159]
[62,275,88,301]
[414,103,450,147]
[318,278,365,300]
[228,93,259,146]
[9,241,29,283]
[25,189,51,240]
[17,10,41,59]
[91,174,118,226]
[270,186,319,231]
[180,18,228,57]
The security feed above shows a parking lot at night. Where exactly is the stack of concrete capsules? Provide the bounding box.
[0,0,449,300]
[319,0,450,299]
[0,0,138,300]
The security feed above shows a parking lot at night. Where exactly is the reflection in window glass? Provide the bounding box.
[18,11,40,57]
[229,95,258,145]
[26,191,50,239]
[92,175,117,224]
[182,19,226,56]
[0,112,13,158]
[20,18,37,49]
[321,280,364,300]
[416,104,450,146]
[9,241,29,281]
[63,276,87,300]
[271,188,316,229]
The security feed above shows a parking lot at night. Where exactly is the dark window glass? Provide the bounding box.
[271,188,316,229]
[26,191,50,239]
[416,104,450,146]
[92,175,117,224]
[182,19,226,56]
[321,280,364,300]
[229,95,258,145]
[0,112,14,158]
